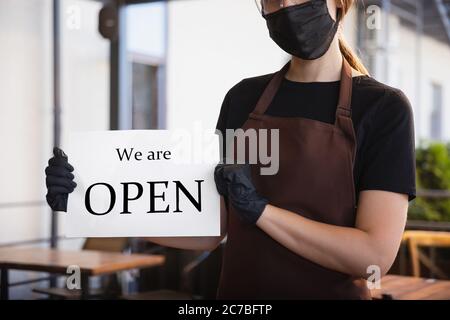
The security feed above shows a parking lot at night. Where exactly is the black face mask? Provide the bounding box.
[263,0,340,60]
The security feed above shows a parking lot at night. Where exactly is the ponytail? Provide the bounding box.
[338,36,369,75]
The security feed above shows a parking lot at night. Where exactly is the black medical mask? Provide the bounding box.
[263,0,341,60]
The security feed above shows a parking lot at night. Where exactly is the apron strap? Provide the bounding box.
[335,58,353,121]
[250,57,354,120]
[252,62,291,116]
[335,58,357,164]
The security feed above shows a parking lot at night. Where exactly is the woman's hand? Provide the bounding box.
[45,147,77,212]
[214,163,268,224]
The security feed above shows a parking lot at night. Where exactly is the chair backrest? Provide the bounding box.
[82,238,129,252]
[402,231,450,278]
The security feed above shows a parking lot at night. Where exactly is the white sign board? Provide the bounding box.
[65,130,221,237]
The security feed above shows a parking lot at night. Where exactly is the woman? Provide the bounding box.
[45,0,416,299]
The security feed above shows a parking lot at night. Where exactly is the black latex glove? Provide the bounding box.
[214,163,268,224]
[45,147,76,212]
[214,163,229,197]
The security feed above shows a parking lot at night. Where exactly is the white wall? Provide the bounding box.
[415,35,450,142]
[0,0,53,299]
[166,0,288,131]
[0,0,109,298]
[0,0,109,243]
[0,0,52,246]
[127,2,167,59]
[379,15,450,142]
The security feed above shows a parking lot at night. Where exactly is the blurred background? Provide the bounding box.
[0,0,449,300]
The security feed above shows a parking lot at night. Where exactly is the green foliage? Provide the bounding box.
[409,142,450,222]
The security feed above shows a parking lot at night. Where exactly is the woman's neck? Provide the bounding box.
[285,38,344,83]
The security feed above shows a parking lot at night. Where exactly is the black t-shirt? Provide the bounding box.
[215,72,417,204]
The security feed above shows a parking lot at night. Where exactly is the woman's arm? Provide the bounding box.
[145,196,228,251]
[256,190,408,278]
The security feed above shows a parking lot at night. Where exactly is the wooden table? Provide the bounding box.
[371,275,450,300]
[0,247,165,300]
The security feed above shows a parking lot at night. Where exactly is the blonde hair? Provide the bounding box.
[337,0,369,75]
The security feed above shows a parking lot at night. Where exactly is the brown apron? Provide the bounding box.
[217,58,371,300]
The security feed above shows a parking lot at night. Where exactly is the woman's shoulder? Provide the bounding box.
[353,77,415,150]
[354,76,413,120]
[217,72,276,131]
[226,72,275,100]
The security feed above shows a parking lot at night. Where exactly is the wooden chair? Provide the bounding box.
[402,231,450,279]
[33,238,129,299]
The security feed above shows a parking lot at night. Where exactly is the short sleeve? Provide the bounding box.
[358,89,417,202]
